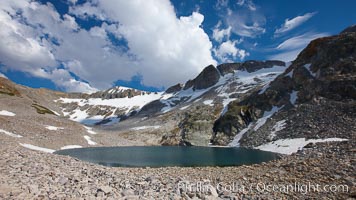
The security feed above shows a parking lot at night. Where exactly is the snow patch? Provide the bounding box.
[161,103,173,113]
[304,63,316,77]
[57,91,163,124]
[269,120,287,139]
[258,83,270,95]
[84,135,97,145]
[229,125,252,147]
[45,125,63,131]
[131,126,161,131]
[0,110,16,116]
[255,138,348,155]
[60,145,83,150]
[285,69,294,78]
[254,106,283,131]
[84,126,96,134]
[19,143,55,153]
[0,129,22,138]
[290,90,298,105]
[220,96,236,116]
[193,98,202,103]
[179,105,190,110]
[203,100,214,106]
[49,109,60,116]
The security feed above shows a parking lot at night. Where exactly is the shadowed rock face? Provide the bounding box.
[165,84,183,94]
[340,24,356,34]
[217,60,285,76]
[138,100,165,116]
[89,87,145,99]
[183,65,220,90]
[212,26,356,145]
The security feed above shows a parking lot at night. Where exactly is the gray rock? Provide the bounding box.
[166,84,183,94]
[100,186,112,194]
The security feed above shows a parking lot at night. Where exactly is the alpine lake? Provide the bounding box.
[55,146,279,167]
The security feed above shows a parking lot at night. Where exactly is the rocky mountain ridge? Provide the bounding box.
[212,26,356,149]
[0,25,355,155]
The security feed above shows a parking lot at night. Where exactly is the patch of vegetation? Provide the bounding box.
[31,103,56,115]
[0,82,20,96]
[0,90,15,96]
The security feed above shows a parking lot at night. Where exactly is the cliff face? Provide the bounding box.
[212,26,356,146]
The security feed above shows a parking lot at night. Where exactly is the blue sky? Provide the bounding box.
[0,0,355,92]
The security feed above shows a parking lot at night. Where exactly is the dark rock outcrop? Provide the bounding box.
[239,60,285,73]
[212,25,356,145]
[194,65,220,90]
[89,86,145,99]
[340,24,356,34]
[183,65,220,90]
[217,60,285,75]
[138,100,165,116]
[165,83,183,94]
[216,63,241,76]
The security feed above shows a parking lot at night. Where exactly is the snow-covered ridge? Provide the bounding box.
[57,64,287,125]
[161,65,287,114]
[57,91,165,124]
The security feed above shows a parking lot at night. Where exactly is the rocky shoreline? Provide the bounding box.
[0,137,354,199]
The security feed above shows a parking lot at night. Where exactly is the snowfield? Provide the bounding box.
[19,143,55,153]
[254,106,283,131]
[269,120,287,139]
[255,138,348,155]
[45,125,64,131]
[84,135,97,145]
[60,145,83,150]
[84,126,97,134]
[228,125,252,147]
[203,100,214,106]
[0,110,16,116]
[0,128,22,138]
[179,105,190,110]
[57,92,163,124]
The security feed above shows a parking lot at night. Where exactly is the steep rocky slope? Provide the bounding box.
[57,86,164,125]
[55,60,286,146]
[212,26,356,152]
[2,26,355,152]
[0,78,146,151]
[100,60,286,146]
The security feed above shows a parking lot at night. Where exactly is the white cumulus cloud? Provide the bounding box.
[0,0,217,92]
[214,40,249,63]
[212,22,232,42]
